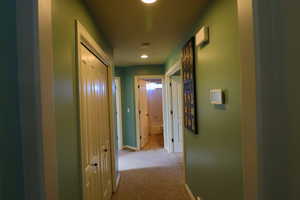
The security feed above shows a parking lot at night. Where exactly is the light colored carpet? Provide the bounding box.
[112,147,190,200]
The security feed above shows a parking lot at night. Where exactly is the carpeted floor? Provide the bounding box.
[112,139,189,200]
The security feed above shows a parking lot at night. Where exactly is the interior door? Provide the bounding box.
[97,58,112,200]
[138,79,149,149]
[171,76,184,153]
[79,44,112,200]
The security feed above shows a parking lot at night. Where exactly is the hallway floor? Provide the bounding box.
[142,134,164,150]
[113,148,189,200]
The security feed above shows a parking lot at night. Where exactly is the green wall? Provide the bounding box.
[115,65,165,147]
[52,0,112,200]
[0,1,24,200]
[165,0,243,199]
[284,2,299,199]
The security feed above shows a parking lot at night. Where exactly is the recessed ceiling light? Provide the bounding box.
[141,54,149,59]
[141,0,157,4]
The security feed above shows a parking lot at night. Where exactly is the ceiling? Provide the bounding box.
[85,0,209,66]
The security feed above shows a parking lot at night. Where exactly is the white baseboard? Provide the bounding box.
[114,173,121,192]
[123,145,137,151]
[185,184,196,200]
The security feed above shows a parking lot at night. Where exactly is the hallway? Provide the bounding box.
[7,0,297,200]
[113,149,189,200]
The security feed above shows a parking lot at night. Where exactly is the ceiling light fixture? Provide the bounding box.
[141,54,149,59]
[141,0,157,4]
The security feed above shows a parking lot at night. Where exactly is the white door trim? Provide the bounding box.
[17,0,58,199]
[185,184,196,200]
[165,60,183,153]
[134,75,166,151]
[75,21,118,195]
[164,59,187,182]
[115,77,123,150]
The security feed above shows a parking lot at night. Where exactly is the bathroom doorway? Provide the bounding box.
[134,76,166,151]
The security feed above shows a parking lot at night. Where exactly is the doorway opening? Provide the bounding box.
[114,73,188,200]
[165,61,184,154]
[135,76,165,151]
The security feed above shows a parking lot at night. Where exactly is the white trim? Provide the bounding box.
[166,60,181,76]
[123,145,138,151]
[75,20,117,198]
[165,60,183,153]
[165,61,187,182]
[134,75,166,151]
[115,77,123,150]
[237,1,259,199]
[17,0,58,199]
[185,184,196,200]
[115,173,121,192]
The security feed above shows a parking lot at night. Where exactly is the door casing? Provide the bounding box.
[115,77,123,150]
[165,60,186,182]
[165,60,184,153]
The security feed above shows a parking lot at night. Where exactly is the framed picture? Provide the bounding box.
[182,37,198,134]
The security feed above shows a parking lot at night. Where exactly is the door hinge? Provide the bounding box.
[171,138,174,143]
[170,110,173,115]
[140,136,142,140]
[169,82,172,87]
[139,110,141,115]
[138,85,140,89]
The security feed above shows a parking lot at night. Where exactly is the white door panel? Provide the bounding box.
[171,76,183,153]
[138,80,150,149]
[79,44,112,200]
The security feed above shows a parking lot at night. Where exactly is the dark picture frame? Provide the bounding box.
[182,37,198,134]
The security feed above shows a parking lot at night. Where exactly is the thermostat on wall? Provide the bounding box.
[210,89,224,105]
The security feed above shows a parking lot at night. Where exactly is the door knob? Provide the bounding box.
[104,149,108,152]
[91,163,99,167]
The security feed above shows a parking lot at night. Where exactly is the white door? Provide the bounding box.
[115,78,123,150]
[138,79,150,149]
[171,76,184,153]
[79,44,112,200]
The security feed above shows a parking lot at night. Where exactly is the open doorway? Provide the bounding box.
[114,73,189,200]
[165,62,185,154]
[135,76,165,151]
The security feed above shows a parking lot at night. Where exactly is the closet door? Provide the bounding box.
[96,57,112,200]
[79,44,112,200]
